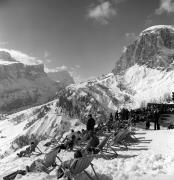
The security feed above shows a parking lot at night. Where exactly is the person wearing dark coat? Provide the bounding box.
[86,114,95,132]
[107,113,113,132]
[154,110,160,130]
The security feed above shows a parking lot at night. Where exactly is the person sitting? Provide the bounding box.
[3,147,59,180]
[57,149,83,179]
[17,141,37,157]
[86,131,99,154]
[65,129,75,141]
[56,134,76,152]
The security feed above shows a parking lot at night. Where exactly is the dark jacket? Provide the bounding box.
[86,117,95,131]
[86,135,99,149]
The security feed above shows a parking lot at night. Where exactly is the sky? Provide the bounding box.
[0,0,174,82]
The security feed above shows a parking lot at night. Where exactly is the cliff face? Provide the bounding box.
[113,25,174,74]
[0,51,59,113]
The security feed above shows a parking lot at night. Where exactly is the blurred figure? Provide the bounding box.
[86,114,95,132]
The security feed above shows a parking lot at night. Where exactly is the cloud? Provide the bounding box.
[125,32,137,44]
[44,65,68,73]
[156,0,174,15]
[125,32,137,39]
[44,51,50,58]
[0,48,43,65]
[87,1,116,25]
[145,18,153,27]
[45,59,52,64]
[45,65,82,83]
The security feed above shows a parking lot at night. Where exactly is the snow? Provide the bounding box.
[0,60,19,65]
[140,25,174,36]
[1,109,174,180]
[124,64,174,107]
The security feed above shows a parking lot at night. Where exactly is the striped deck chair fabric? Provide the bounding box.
[98,133,118,158]
[43,147,61,168]
[111,129,131,149]
[64,156,99,180]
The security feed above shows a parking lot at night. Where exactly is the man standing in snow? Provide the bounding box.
[86,114,95,132]
[154,109,160,130]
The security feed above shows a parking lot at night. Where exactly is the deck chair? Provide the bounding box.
[3,170,26,180]
[60,156,99,180]
[97,133,118,158]
[44,134,64,147]
[43,147,62,167]
[26,146,62,174]
[17,142,42,158]
[3,147,61,180]
[111,129,131,149]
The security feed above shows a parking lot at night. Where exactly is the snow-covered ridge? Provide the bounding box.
[140,25,174,35]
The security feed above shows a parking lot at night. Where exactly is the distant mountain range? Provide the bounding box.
[0,50,74,113]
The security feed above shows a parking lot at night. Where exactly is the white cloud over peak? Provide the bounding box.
[0,48,43,65]
[44,65,68,73]
[125,32,137,39]
[88,1,116,25]
[44,51,50,58]
[125,32,137,44]
[156,0,174,14]
[45,65,82,83]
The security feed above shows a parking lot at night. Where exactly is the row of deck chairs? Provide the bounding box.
[56,128,138,180]
[4,127,138,180]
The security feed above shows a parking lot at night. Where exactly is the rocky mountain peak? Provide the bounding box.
[113,25,174,74]
[0,51,17,62]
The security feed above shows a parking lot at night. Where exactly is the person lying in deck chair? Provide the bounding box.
[3,147,60,180]
[57,149,99,180]
[56,134,76,153]
[85,131,100,154]
[26,146,62,173]
[84,132,117,158]
[17,141,41,157]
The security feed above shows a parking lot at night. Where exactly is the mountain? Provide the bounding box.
[111,25,174,107]
[56,25,174,116]
[1,26,174,177]
[0,50,60,113]
[47,70,75,87]
[113,25,174,74]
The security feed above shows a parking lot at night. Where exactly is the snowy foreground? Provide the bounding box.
[1,126,174,180]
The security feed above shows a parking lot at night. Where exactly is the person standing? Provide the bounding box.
[107,113,113,132]
[154,109,160,130]
[86,114,95,132]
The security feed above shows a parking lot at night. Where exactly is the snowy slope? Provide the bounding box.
[123,64,174,107]
[1,122,174,180]
[0,100,84,159]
